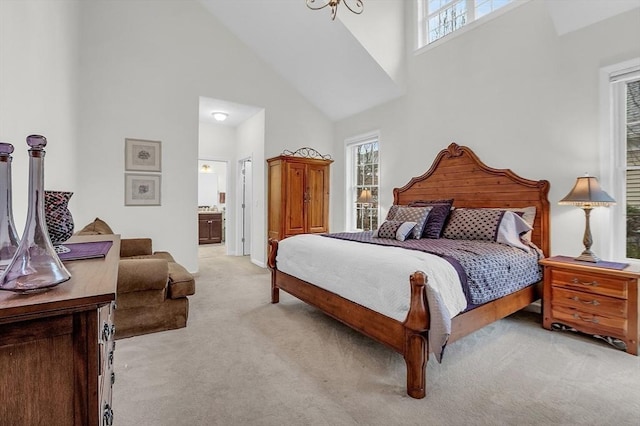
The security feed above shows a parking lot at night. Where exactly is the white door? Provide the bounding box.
[241,158,252,256]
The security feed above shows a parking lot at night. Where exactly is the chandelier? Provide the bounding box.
[306,0,363,20]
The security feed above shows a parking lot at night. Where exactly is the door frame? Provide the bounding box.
[236,156,252,256]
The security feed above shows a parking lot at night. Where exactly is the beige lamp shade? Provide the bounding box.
[356,188,373,204]
[559,175,616,207]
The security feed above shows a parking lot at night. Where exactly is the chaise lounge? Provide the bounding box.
[77,218,195,339]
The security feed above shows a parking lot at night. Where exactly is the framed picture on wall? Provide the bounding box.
[125,173,161,206]
[125,138,162,172]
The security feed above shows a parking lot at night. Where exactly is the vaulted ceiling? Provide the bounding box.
[199,0,640,123]
[199,0,404,121]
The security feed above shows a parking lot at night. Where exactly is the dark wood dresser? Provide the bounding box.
[0,234,119,426]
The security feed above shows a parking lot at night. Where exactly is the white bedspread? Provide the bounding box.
[276,234,467,323]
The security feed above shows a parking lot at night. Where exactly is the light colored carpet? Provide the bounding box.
[113,244,640,425]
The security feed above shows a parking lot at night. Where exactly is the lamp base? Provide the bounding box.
[575,249,600,263]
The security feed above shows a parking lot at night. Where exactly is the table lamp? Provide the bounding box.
[559,174,616,262]
[356,188,373,231]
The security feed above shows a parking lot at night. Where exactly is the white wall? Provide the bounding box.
[333,1,640,259]
[75,0,333,272]
[0,0,79,233]
[236,110,266,267]
[339,0,406,87]
[199,122,237,160]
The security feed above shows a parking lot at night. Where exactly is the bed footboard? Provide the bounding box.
[267,238,431,399]
[404,272,430,399]
[267,239,280,303]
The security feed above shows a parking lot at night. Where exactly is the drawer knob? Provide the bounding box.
[573,313,599,324]
[103,404,114,426]
[571,278,599,287]
[571,296,600,306]
[102,323,111,341]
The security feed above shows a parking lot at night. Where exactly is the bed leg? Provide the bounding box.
[268,238,280,304]
[405,332,428,399]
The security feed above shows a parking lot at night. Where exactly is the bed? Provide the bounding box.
[267,143,550,399]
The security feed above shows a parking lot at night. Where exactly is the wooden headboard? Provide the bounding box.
[393,143,550,256]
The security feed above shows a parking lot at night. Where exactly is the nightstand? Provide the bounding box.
[540,256,639,355]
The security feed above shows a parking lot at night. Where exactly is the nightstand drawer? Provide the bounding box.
[552,305,627,337]
[551,287,627,317]
[550,269,628,299]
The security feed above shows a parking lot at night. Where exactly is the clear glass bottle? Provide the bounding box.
[0,142,19,270]
[0,135,71,293]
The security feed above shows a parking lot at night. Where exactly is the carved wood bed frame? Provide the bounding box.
[267,143,550,399]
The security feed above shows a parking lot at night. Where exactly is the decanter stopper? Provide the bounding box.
[26,134,47,149]
[0,142,19,271]
[0,135,71,292]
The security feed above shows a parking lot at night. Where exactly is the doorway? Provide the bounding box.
[239,158,252,256]
[198,159,228,245]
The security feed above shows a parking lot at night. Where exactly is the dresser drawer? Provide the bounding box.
[551,287,627,318]
[550,269,628,299]
[552,305,627,337]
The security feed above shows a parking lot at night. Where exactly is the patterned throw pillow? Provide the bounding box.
[372,220,417,241]
[441,208,533,251]
[442,208,505,241]
[385,205,401,221]
[392,206,432,239]
[408,199,454,239]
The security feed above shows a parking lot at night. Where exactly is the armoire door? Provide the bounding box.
[306,163,330,234]
[284,162,307,236]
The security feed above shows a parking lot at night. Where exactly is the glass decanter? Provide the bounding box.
[0,142,19,271]
[0,135,71,293]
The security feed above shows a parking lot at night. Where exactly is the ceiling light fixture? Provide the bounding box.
[212,112,228,122]
[306,0,363,21]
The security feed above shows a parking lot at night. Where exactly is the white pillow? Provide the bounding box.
[491,206,536,241]
[496,211,532,252]
[395,221,418,241]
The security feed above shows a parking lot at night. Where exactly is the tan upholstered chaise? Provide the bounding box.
[77,218,195,339]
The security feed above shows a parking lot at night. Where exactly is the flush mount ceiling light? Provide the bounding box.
[306,0,363,20]
[212,112,228,122]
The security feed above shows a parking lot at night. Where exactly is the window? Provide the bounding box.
[611,68,640,260]
[346,134,379,231]
[417,0,513,47]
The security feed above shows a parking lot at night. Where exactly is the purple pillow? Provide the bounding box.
[408,199,454,238]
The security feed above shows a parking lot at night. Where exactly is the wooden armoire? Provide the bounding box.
[267,150,333,241]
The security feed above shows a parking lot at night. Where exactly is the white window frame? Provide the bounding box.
[415,0,526,53]
[345,131,380,232]
[599,58,640,263]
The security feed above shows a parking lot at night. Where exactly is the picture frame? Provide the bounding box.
[125,173,161,206]
[125,138,162,172]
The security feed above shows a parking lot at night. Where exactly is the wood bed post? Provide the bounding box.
[267,239,280,304]
[403,271,430,399]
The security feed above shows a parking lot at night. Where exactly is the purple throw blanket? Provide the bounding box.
[321,232,542,361]
[323,231,543,306]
